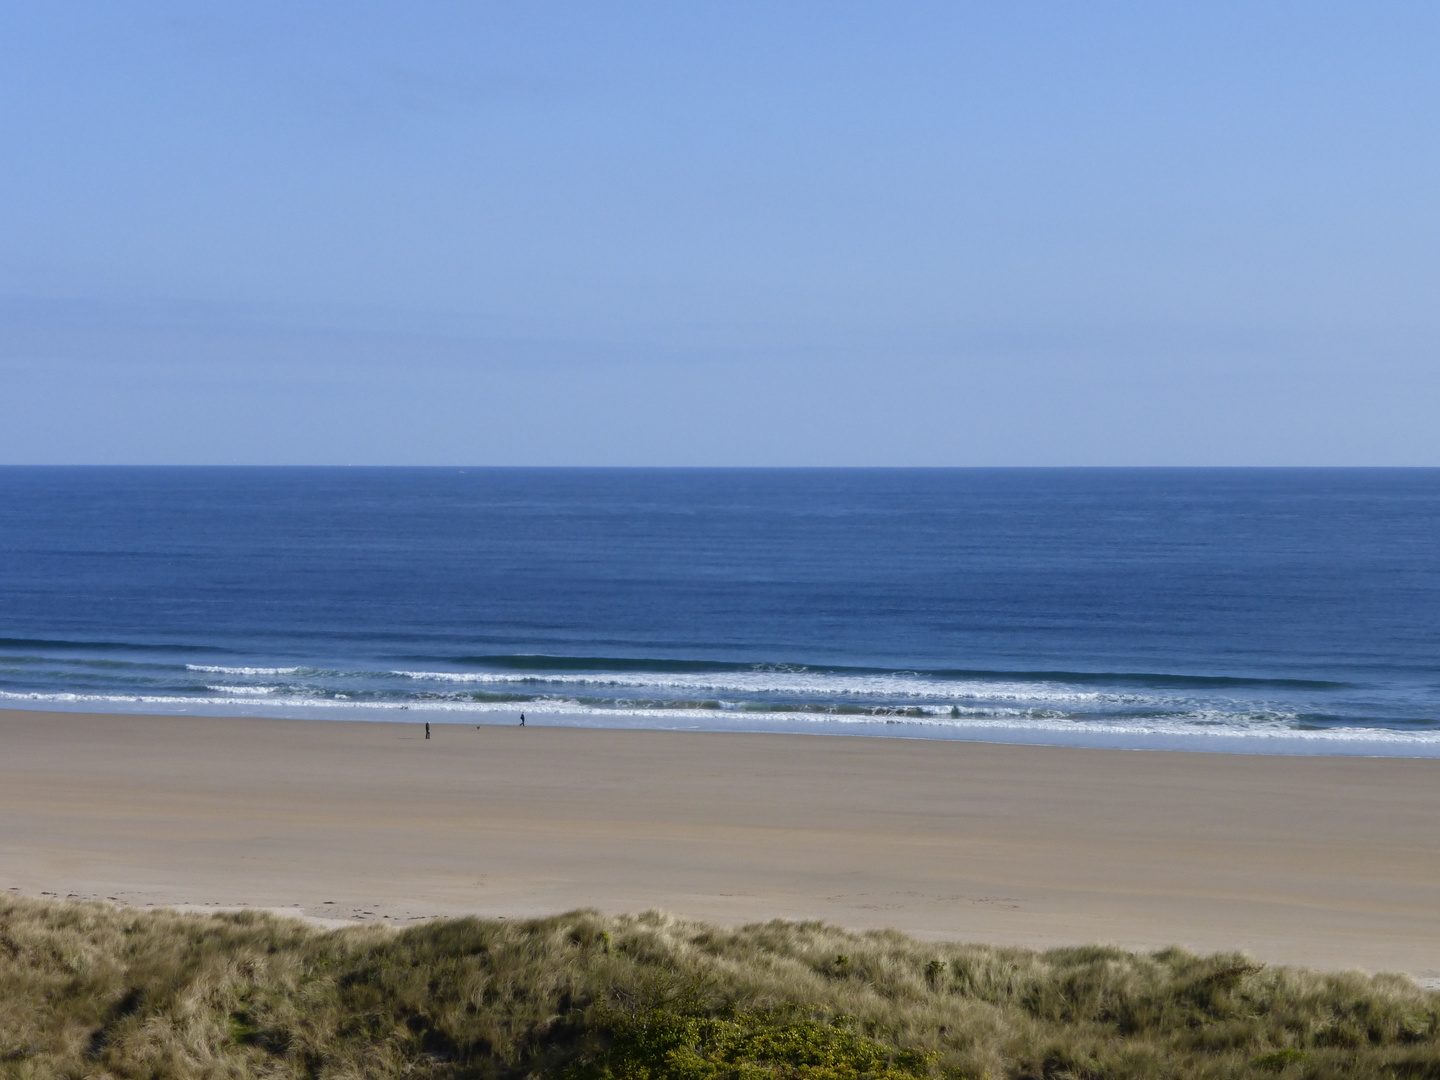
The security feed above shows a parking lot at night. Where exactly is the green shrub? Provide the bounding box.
[570,1009,931,1080]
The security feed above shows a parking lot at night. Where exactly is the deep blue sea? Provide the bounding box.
[1,467,1438,754]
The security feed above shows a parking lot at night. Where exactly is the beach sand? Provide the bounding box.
[2,708,1437,979]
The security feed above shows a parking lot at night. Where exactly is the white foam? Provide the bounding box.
[6,688,1438,748]
[187,665,301,676]
[388,668,1150,706]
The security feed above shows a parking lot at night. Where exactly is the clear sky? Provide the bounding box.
[2,2,1437,465]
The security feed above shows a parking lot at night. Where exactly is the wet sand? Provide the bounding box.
[2,708,1437,979]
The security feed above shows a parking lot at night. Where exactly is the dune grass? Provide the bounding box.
[2,894,1438,1079]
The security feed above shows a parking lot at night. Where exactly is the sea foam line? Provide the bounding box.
[388,669,1151,705]
[4,689,1438,745]
[187,665,302,676]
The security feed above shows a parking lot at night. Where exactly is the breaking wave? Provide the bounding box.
[3,651,1435,751]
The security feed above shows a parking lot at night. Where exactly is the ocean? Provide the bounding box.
[1,467,1437,755]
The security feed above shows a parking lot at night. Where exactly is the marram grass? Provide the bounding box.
[2,895,1438,1079]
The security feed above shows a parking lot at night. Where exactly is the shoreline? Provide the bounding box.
[6,700,1440,758]
[3,707,1439,979]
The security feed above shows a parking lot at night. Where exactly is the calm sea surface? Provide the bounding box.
[1,467,1437,754]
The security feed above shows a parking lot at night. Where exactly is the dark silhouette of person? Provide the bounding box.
[519,713,525,727]
[425,722,430,740]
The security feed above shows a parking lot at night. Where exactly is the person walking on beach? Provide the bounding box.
[425,722,430,740]
[519,713,525,727]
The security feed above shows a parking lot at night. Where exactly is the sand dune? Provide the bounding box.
[2,708,1437,979]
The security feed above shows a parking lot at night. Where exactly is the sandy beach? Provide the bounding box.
[2,707,1437,979]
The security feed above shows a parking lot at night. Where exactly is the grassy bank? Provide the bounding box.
[2,895,1437,1079]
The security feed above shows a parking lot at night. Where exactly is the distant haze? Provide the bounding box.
[2,3,1437,465]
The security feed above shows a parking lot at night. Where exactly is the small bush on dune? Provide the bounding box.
[570,1008,933,1080]
[1,895,1437,1079]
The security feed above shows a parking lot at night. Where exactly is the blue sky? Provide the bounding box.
[2,2,1437,464]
